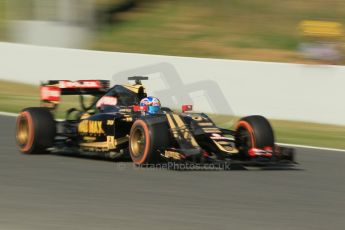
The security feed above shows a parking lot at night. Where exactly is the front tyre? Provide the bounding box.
[235,115,274,157]
[129,117,171,165]
[16,107,56,154]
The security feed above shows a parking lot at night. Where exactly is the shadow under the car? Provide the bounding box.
[47,151,302,171]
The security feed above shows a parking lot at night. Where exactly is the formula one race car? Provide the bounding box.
[15,77,295,169]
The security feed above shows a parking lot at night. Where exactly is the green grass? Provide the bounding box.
[90,0,345,63]
[0,0,7,40]
[2,0,345,63]
[270,120,345,149]
[1,79,345,149]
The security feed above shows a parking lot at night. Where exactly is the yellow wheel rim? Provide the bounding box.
[130,128,146,157]
[17,115,29,146]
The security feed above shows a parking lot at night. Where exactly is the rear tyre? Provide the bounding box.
[235,115,274,157]
[16,107,56,154]
[129,117,171,165]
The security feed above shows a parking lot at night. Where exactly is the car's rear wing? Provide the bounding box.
[40,80,110,109]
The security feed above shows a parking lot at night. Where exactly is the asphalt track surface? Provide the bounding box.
[1,115,345,230]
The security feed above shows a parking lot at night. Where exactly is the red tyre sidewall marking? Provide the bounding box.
[131,120,150,165]
[236,121,256,148]
[17,111,34,152]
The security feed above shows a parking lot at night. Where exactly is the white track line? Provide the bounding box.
[277,143,345,153]
[1,111,344,152]
[0,111,18,117]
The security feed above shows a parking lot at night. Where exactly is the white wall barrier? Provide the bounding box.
[1,42,345,125]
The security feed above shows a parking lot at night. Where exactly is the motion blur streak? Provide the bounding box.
[1,114,345,230]
[1,0,345,63]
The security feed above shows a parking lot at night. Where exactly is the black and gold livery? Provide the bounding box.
[15,76,295,168]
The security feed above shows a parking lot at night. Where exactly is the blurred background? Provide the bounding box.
[0,0,345,64]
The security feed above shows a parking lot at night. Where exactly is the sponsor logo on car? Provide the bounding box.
[59,80,101,89]
[164,150,183,160]
[40,86,61,101]
[78,120,104,135]
[210,133,230,140]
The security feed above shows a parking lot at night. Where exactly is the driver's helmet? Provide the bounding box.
[140,96,161,114]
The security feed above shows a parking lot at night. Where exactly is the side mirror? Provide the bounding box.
[133,105,148,112]
[182,105,193,113]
